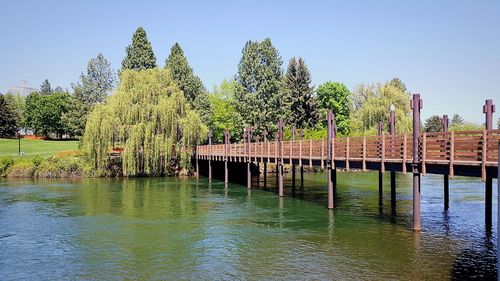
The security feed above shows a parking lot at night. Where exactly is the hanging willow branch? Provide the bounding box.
[82,68,207,176]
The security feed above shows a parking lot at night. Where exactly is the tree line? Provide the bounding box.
[1,27,498,176]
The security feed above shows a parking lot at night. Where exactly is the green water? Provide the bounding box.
[0,172,497,280]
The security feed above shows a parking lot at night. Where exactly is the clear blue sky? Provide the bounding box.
[1,0,499,123]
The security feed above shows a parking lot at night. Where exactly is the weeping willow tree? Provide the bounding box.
[350,82,412,135]
[82,68,207,176]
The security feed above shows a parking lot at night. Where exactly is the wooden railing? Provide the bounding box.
[196,129,500,179]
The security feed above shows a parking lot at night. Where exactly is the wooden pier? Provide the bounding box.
[194,95,498,231]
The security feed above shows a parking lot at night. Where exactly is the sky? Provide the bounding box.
[1,0,499,123]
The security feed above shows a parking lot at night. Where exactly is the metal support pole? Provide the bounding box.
[411,94,423,231]
[264,162,267,188]
[327,110,336,209]
[264,130,268,188]
[442,115,449,210]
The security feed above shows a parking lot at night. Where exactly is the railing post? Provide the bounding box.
[327,110,337,209]
[411,94,423,231]
[483,99,495,230]
[442,115,449,210]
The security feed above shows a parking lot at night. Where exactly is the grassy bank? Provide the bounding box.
[0,138,79,158]
[0,138,86,178]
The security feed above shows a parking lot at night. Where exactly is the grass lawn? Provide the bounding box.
[0,138,79,158]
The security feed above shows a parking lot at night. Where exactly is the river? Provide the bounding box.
[0,172,498,280]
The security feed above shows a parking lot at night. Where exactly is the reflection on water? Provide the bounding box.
[0,172,497,280]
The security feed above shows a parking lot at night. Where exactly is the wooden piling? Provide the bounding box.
[442,115,449,210]
[483,99,495,228]
[327,110,336,209]
[411,94,423,231]
[278,120,284,197]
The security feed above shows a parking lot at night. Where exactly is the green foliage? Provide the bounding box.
[121,27,157,70]
[3,92,25,126]
[23,92,72,137]
[283,57,318,129]
[235,38,285,136]
[165,43,211,122]
[209,79,243,143]
[450,114,465,126]
[424,115,443,132]
[350,80,412,135]
[61,98,89,137]
[497,118,500,129]
[316,82,352,135]
[450,122,483,132]
[73,53,116,104]
[387,77,407,93]
[40,79,52,94]
[0,94,18,137]
[82,68,207,177]
[0,157,15,176]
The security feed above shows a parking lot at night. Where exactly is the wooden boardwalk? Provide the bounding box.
[193,95,498,231]
[196,129,499,179]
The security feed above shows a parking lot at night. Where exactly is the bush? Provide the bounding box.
[6,160,37,178]
[35,157,83,178]
[0,157,15,176]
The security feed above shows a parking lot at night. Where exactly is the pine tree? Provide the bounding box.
[165,43,211,122]
[121,27,157,70]
[74,53,116,104]
[235,38,285,135]
[0,94,18,137]
[283,57,317,128]
[40,79,52,94]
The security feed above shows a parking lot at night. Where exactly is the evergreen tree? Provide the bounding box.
[235,38,285,135]
[0,94,18,137]
[424,115,443,132]
[387,77,407,93]
[165,43,211,122]
[283,57,317,128]
[40,79,52,94]
[450,114,464,126]
[121,27,157,70]
[73,53,116,104]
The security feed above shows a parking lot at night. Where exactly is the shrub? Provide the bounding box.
[0,158,15,176]
[6,160,36,178]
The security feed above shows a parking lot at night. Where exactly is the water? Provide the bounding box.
[0,172,498,280]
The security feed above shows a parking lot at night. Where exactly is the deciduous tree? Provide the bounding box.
[82,68,207,176]
[209,79,243,142]
[316,82,352,135]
